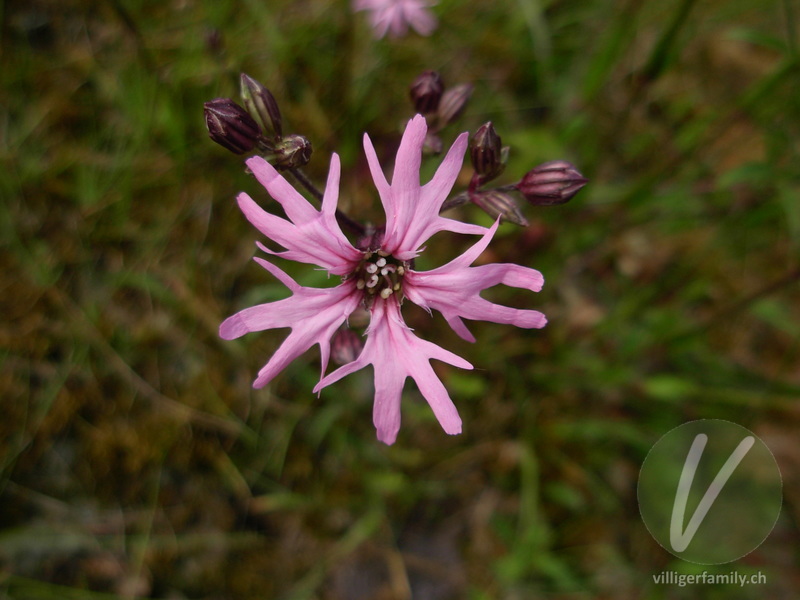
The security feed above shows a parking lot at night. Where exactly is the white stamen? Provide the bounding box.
[393,282,401,291]
[397,266,405,276]
[366,274,379,288]
[376,257,387,267]
[365,263,378,274]
[380,288,393,299]
[356,279,365,290]
[381,268,388,275]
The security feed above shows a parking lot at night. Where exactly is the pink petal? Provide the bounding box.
[220,260,360,388]
[392,218,486,262]
[321,154,342,220]
[393,132,488,254]
[387,6,410,38]
[365,116,487,260]
[254,256,300,292]
[353,0,438,39]
[236,154,360,275]
[362,132,393,225]
[419,131,469,212]
[314,297,470,444]
[246,156,318,225]
[405,5,437,35]
[387,114,426,242]
[404,222,547,341]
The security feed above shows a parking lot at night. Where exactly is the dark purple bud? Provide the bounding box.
[437,83,473,126]
[272,134,312,169]
[516,160,588,205]
[331,328,364,365]
[204,98,262,154]
[470,190,529,227]
[424,132,443,155]
[410,70,444,115]
[470,122,504,181]
[240,73,283,138]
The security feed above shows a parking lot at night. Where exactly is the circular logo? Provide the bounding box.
[638,419,782,564]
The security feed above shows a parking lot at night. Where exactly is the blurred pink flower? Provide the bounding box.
[354,0,438,38]
[220,115,547,444]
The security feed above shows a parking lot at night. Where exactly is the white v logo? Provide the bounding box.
[670,433,755,552]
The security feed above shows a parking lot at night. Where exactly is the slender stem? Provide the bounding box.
[335,209,366,237]
[288,167,365,236]
[288,167,323,201]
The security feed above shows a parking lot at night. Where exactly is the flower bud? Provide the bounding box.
[410,70,444,115]
[516,160,588,205]
[437,83,473,126]
[331,328,364,365]
[470,190,529,227]
[204,98,262,154]
[424,132,443,155]
[240,73,283,138]
[440,191,469,213]
[470,122,505,181]
[271,134,312,169]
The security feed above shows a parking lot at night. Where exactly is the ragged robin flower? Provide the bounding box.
[220,115,547,444]
[353,0,438,39]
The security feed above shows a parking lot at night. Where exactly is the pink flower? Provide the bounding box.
[353,0,438,39]
[220,115,547,444]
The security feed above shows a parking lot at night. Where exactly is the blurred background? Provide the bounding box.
[1,0,799,598]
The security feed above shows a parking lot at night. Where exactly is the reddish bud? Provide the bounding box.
[410,70,444,115]
[271,134,312,169]
[516,160,588,205]
[331,328,364,365]
[470,122,505,181]
[437,83,473,126]
[204,98,262,154]
[471,190,529,226]
[240,73,283,138]
[424,132,443,155]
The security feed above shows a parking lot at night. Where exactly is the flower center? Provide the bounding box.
[351,250,408,302]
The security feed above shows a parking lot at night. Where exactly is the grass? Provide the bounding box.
[1,0,799,598]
